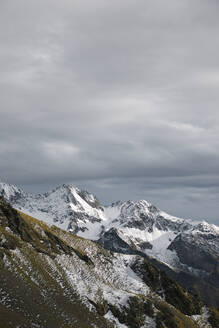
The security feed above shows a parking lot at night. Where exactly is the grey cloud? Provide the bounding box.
[0,0,219,225]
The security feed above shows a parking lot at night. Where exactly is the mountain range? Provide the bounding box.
[0,182,218,327]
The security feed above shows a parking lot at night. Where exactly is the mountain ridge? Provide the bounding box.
[1,196,219,327]
[0,181,218,308]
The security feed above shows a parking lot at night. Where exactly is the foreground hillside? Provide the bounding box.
[0,196,218,328]
[1,182,218,308]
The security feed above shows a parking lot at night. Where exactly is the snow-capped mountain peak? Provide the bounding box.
[0,181,218,313]
[0,182,218,285]
[0,181,213,242]
[0,182,105,233]
[192,221,219,235]
[1,196,215,328]
[0,181,25,200]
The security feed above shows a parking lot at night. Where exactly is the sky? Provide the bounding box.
[0,0,219,224]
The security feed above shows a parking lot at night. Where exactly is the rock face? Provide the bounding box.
[168,228,219,274]
[98,228,137,254]
[2,196,218,328]
[0,181,219,307]
[168,224,219,292]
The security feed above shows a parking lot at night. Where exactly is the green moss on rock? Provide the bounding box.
[89,299,108,316]
[155,300,198,328]
[109,295,154,328]
[160,271,203,315]
[132,258,203,316]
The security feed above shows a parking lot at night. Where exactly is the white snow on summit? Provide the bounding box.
[0,181,218,273]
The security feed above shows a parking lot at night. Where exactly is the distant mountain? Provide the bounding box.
[0,182,218,308]
[1,196,219,328]
[0,182,104,233]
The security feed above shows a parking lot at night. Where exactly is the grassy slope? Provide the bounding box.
[0,199,113,328]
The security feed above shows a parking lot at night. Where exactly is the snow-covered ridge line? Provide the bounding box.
[0,181,218,239]
[1,181,218,312]
[0,181,218,271]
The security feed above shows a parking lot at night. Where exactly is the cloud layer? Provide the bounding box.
[1,0,219,224]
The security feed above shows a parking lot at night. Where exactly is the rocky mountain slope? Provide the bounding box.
[1,196,219,328]
[0,182,218,308]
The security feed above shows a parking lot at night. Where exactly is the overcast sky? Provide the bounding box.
[0,0,219,224]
